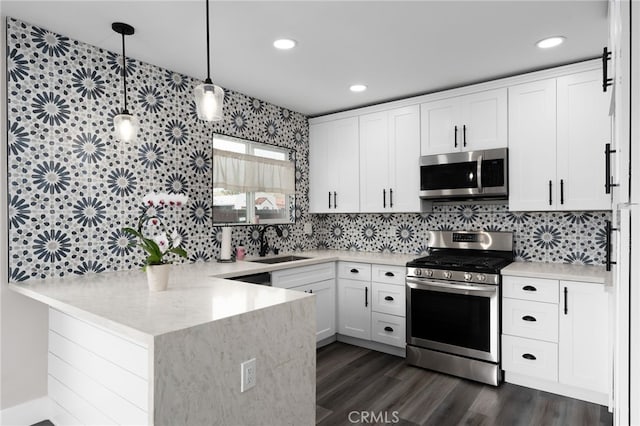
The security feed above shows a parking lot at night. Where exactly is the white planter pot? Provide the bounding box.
[146,264,171,291]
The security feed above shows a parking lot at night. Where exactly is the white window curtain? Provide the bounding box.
[212,148,296,194]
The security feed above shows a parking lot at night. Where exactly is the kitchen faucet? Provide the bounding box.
[258,225,283,257]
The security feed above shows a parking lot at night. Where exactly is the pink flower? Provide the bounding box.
[151,218,158,225]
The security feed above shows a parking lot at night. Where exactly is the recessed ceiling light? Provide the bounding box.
[350,84,367,92]
[273,39,296,50]
[536,36,566,49]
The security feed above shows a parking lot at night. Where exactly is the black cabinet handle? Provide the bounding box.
[389,188,393,208]
[560,179,564,205]
[384,296,394,301]
[350,268,359,273]
[383,189,386,208]
[463,124,467,147]
[365,286,368,307]
[564,286,568,315]
[384,326,394,332]
[549,180,553,206]
[602,46,613,92]
[309,289,313,294]
[328,191,332,209]
[522,353,537,361]
[385,272,395,277]
[334,191,337,209]
[605,220,618,271]
[522,285,537,292]
[522,315,537,322]
[605,143,618,194]
[454,125,458,148]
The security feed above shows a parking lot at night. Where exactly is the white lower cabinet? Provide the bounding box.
[272,262,336,343]
[337,278,371,340]
[501,275,610,405]
[337,262,406,350]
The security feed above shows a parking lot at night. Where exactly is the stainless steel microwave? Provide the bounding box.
[419,148,508,200]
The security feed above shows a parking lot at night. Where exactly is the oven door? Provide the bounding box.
[406,277,499,363]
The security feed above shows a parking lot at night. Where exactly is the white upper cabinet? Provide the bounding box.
[556,70,612,211]
[420,88,507,155]
[359,105,421,213]
[309,117,360,213]
[509,70,612,211]
[508,78,558,211]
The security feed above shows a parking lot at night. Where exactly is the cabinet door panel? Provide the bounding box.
[556,70,612,210]
[502,335,558,381]
[420,99,458,155]
[337,279,371,340]
[297,279,336,342]
[502,298,558,343]
[388,105,421,212]
[371,312,405,348]
[309,122,331,213]
[459,88,508,151]
[508,79,558,211]
[559,281,609,393]
[359,112,390,213]
[330,117,360,212]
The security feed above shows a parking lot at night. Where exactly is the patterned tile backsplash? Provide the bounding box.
[311,204,611,266]
[6,18,312,281]
[6,18,611,282]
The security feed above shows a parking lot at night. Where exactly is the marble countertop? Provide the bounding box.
[8,250,414,343]
[502,261,610,285]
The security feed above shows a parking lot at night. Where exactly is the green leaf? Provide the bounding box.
[122,227,143,239]
[168,247,188,258]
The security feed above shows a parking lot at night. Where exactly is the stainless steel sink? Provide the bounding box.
[249,255,310,264]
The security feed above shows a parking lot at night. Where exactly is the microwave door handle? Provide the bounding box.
[476,155,483,193]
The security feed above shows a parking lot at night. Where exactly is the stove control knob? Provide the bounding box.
[443,271,452,279]
[477,274,486,282]
[414,268,422,276]
[464,272,472,281]
[425,269,433,277]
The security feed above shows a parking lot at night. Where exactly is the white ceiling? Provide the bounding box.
[1,0,608,117]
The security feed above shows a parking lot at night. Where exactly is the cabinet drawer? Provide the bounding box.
[371,264,405,286]
[271,262,336,289]
[371,312,406,348]
[503,298,558,342]
[503,276,559,303]
[337,262,372,281]
[502,335,558,382]
[372,282,405,317]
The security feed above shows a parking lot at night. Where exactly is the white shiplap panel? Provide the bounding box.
[49,330,148,410]
[49,354,148,426]
[48,375,117,426]
[49,309,148,379]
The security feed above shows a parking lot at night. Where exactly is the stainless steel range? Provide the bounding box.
[405,230,513,386]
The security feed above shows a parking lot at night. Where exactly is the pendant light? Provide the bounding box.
[112,22,138,142]
[194,0,224,121]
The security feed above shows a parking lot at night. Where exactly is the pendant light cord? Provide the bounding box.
[121,32,129,111]
[205,0,212,84]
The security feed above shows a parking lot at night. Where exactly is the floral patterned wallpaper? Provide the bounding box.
[6,18,611,282]
[6,18,311,281]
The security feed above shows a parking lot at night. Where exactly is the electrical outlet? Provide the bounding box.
[241,358,256,392]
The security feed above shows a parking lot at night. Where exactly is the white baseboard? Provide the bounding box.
[0,396,57,426]
[337,334,406,358]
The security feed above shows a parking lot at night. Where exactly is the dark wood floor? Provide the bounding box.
[317,342,613,426]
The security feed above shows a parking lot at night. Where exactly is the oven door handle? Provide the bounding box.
[476,154,483,193]
[406,277,497,296]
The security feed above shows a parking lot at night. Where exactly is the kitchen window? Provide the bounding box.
[212,134,295,224]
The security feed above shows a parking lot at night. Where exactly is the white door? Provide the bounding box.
[559,280,609,394]
[329,117,360,213]
[458,88,508,151]
[337,279,371,340]
[388,105,421,212]
[308,122,331,213]
[508,78,558,211]
[359,111,390,212]
[298,279,336,342]
[420,98,459,155]
[556,70,612,211]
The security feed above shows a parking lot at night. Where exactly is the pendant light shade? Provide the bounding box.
[194,0,224,122]
[112,22,138,142]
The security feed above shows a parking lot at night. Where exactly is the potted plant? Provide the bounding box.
[123,192,188,291]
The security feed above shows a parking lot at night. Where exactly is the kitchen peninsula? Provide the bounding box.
[10,261,318,426]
